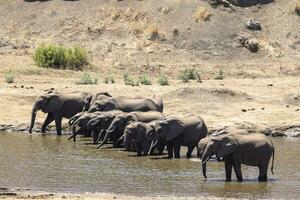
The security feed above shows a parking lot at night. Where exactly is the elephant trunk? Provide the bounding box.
[97,129,112,149]
[148,140,158,154]
[202,162,207,179]
[29,104,39,133]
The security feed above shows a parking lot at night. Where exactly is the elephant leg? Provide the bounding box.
[224,159,233,182]
[136,142,142,156]
[186,146,195,158]
[54,113,63,135]
[258,163,268,182]
[173,144,181,159]
[167,142,174,158]
[158,141,165,155]
[41,113,55,133]
[233,161,243,182]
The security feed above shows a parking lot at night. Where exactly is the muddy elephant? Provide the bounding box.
[68,111,122,142]
[29,91,111,135]
[123,121,165,156]
[88,95,163,113]
[198,133,275,182]
[145,116,207,159]
[85,110,124,144]
[97,111,165,148]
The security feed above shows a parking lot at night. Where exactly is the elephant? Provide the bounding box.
[145,116,208,159]
[85,110,124,144]
[29,91,111,135]
[88,95,163,113]
[198,133,275,182]
[82,92,112,111]
[97,111,165,148]
[123,121,165,156]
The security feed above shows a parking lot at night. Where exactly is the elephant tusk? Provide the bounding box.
[201,157,210,165]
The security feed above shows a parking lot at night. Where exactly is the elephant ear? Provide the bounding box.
[216,136,238,159]
[102,101,115,111]
[44,95,64,113]
[165,118,184,142]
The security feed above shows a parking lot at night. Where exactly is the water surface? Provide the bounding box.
[0,133,299,199]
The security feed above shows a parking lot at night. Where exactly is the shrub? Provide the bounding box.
[194,7,211,22]
[76,73,98,85]
[146,24,159,40]
[4,73,15,83]
[214,70,224,80]
[157,74,169,86]
[124,74,139,86]
[139,75,152,85]
[296,1,300,15]
[34,44,88,70]
[178,68,201,83]
[104,76,115,84]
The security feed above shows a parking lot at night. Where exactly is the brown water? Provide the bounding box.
[0,133,299,199]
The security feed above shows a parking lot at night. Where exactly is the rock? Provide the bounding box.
[246,20,261,30]
[239,36,259,52]
[210,0,233,8]
[173,29,179,36]
[227,0,274,7]
[241,109,247,112]
[267,83,273,87]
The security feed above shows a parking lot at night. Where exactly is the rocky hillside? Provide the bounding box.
[0,0,299,78]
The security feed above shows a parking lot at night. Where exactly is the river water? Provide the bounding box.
[0,133,299,199]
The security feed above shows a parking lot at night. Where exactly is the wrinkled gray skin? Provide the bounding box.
[82,92,112,111]
[198,133,275,182]
[98,111,165,148]
[68,111,120,142]
[123,121,165,156]
[86,110,124,144]
[88,95,163,113]
[146,116,207,159]
[29,91,91,135]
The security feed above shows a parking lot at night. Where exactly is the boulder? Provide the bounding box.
[227,0,274,7]
[246,20,261,30]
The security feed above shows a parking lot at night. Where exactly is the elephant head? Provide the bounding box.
[123,122,149,151]
[29,94,64,133]
[145,118,185,142]
[88,99,116,112]
[200,135,238,179]
[82,92,112,112]
[97,113,137,148]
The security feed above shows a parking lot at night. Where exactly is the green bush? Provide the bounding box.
[178,68,201,83]
[157,74,169,86]
[139,75,152,85]
[34,44,88,70]
[214,70,224,80]
[4,73,15,83]
[104,76,115,84]
[124,74,139,86]
[76,73,98,85]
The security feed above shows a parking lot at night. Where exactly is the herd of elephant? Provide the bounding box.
[29,90,275,182]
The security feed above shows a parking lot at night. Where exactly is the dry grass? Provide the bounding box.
[295,1,300,15]
[194,7,211,22]
[145,24,159,40]
[131,22,144,35]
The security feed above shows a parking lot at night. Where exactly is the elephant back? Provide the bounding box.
[132,111,165,123]
[181,116,208,146]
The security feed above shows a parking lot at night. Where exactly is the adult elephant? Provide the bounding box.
[198,133,275,182]
[29,91,111,135]
[82,92,112,111]
[88,95,163,113]
[68,111,122,142]
[97,111,165,148]
[145,116,207,158]
[123,121,165,156]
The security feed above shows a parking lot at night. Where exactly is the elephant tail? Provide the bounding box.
[271,147,275,175]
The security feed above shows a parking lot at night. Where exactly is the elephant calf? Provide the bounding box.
[124,121,165,156]
[145,116,208,159]
[198,133,275,182]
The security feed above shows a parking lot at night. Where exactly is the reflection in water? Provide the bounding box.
[0,134,299,199]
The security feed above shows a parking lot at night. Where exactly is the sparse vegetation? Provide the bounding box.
[214,70,224,80]
[76,73,98,85]
[157,74,169,86]
[104,76,115,84]
[34,44,88,70]
[146,24,159,40]
[4,72,15,83]
[296,1,300,15]
[124,74,140,86]
[139,75,152,85]
[131,23,144,35]
[194,7,211,22]
[178,68,201,83]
